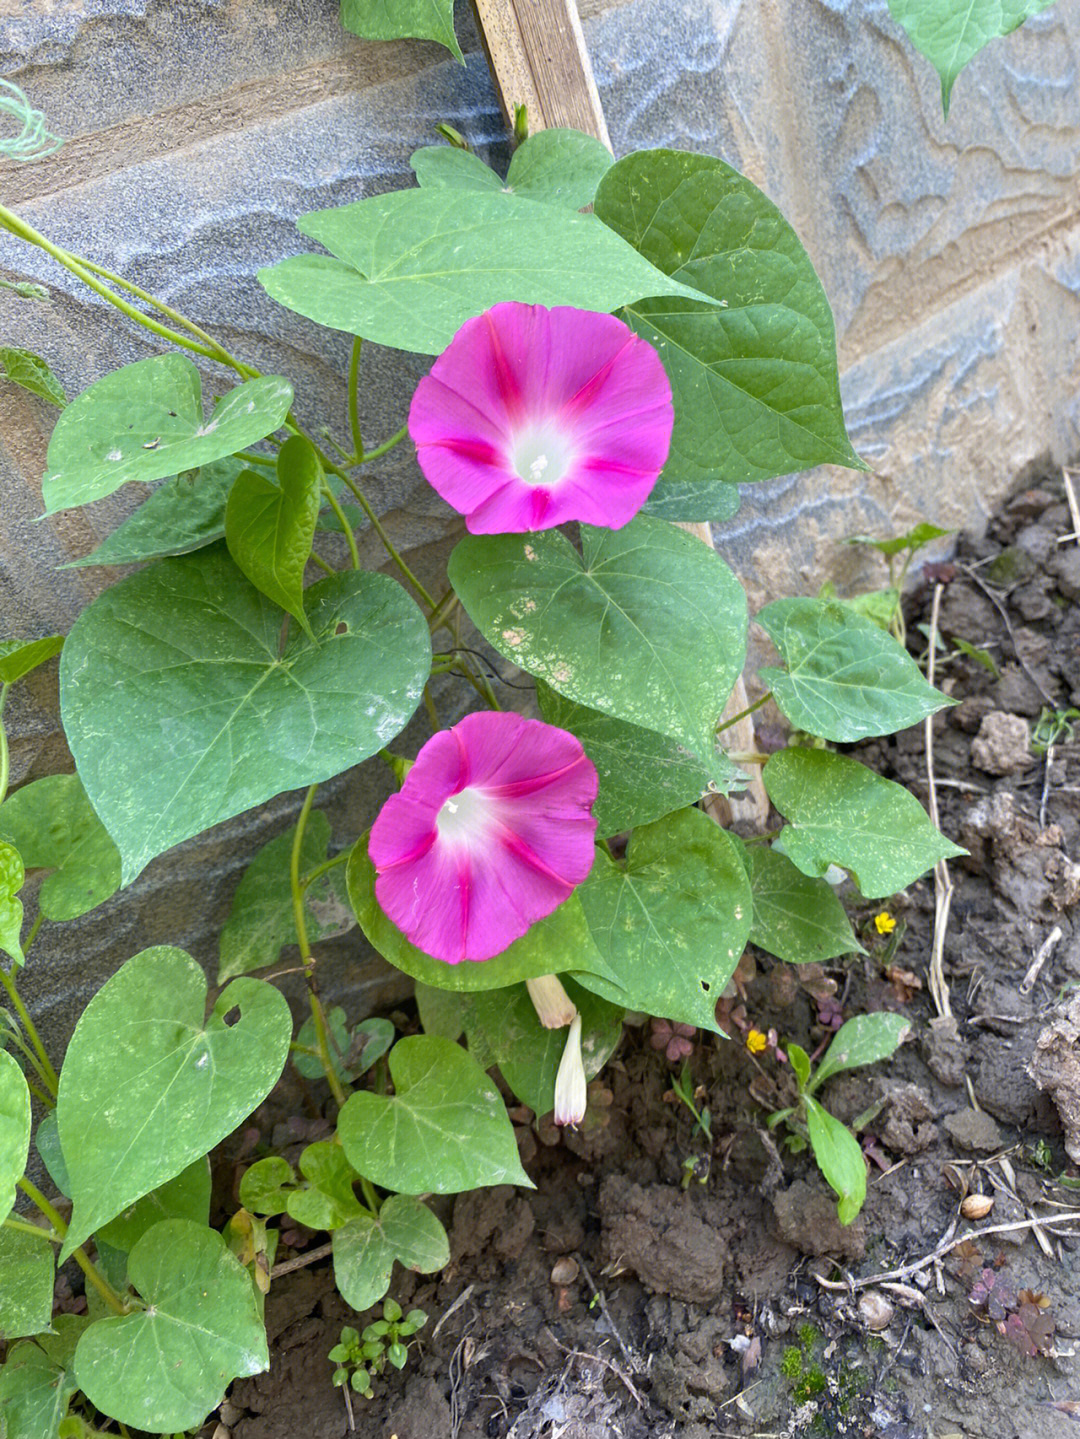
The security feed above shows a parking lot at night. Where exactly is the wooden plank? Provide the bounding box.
[470,0,611,146]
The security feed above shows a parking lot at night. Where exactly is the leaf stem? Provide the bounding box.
[22,910,43,955]
[299,851,350,890]
[289,785,348,1108]
[309,550,336,577]
[330,465,436,609]
[347,338,364,462]
[724,751,770,765]
[0,968,58,1096]
[2,1214,58,1244]
[0,685,8,807]
[428,589,459,635]
[320,484,360,570]
[234,449,278,468]
[715,691,771,734]
[17,1177,127,1315]
[1,1024,56,1103]
[359,1175,381,1215]
[361,424,407,465]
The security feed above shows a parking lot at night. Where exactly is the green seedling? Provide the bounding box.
[329,1300,427,1397]
[841,522,953,643]
[1033,706,1079,756]
[668,1061,713,1189]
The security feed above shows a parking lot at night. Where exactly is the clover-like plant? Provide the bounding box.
[329,1300,428,1398]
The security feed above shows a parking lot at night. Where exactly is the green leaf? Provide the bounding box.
[258,189,716,355]
[832,587,900,632]
[0,841,24,964]
[35,1112,70,1197]
[0,1226,54,1338]
[449,516,747,766]
[736,842,862,967]
[764,748,965,899]
[218,812,353,983]
[239,1157,296,1216]
[0,1050,31,1225]
[536,681,742,836]
[332,1195,449,1312]
[225,436,322,637]
[56,946,292,1259]
[0,1319,87,1439]
[346,835,616,992]
[808,1013,912,1094]
[339,0,463,62]
[593,149,863,505]
[0,346,65,406]
[0,776,121,921]
[73,1219,267,1432]
[756,598,956,742]
[414,983,465,1041]
[60,549,431,883]
[575,809,752,1030]
[465,980,622,1117]
[95,1158,211,1255]
[62,459,242,569]
[787,1044,811,1091]
[641,476,741,523]
[845,522,952,559]
[503,128,614,210]
[410,145,504,193]
[804,1096,866,1224]
[285,1141,364,1231]
[338,1035,531,1194]
[293,1012,393,1083]
[41,355,292,514]
[0,636,64,685]
[886,0,1055,113]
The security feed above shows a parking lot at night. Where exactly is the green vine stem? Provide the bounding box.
[3,1214,59,1244]
[0,685,10,806]
[359,423,407,465]
[329,462,436,609]
[299,851,350,889]
[289,785,348,1108]
[0,967,59,1097]
[17,1178,128,1315]
[318,482,361,571]
[715,691,771,734]
[347,337,365,462]
[359,1175,381,1215]
[1,1018,55,1104]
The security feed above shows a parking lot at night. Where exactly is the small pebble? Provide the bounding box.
[858,1291,894,1331]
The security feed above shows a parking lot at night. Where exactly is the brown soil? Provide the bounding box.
[210,473,1079,1439]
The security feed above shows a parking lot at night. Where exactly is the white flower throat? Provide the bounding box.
[512,423,574,489]
[435,785,495,845]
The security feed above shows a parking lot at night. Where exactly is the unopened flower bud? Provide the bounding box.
[526,974,576,1030]
[553,1014,587,1127]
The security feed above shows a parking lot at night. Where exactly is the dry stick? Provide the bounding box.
[1020,925,1064,997]
[923,582,954,1024]
[269,1240,333,1279]
[813,1209,1080,1291]
[1064,467,1080,545]
[577,1258,639,1372]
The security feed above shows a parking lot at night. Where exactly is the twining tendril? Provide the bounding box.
[0,80,63,162]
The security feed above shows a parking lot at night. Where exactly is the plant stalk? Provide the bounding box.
[289,785,348,1107]
[0,968,58,1096]
[17,1178,127,1315]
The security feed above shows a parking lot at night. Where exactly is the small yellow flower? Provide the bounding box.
[746,1028,768,1054]
[874,911,897,935]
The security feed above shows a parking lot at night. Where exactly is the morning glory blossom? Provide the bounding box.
[408,302,674,533]
[369,711,599,963]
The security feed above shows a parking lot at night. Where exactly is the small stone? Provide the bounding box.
[944,1109,1005,1153]
[858,1291,895,1331]
[218,1403,242,1427]
[971,711,1031,775]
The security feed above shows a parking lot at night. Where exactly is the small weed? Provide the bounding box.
[328,1299,427,1398]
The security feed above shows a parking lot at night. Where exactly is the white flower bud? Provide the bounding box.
[553,1014,587,1127]
[526,974,576,1030]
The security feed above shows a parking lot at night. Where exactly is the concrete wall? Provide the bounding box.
[1,0,1078,1048]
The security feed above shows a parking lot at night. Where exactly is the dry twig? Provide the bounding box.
[924,582,953,1023]
[1020,926,1063,996]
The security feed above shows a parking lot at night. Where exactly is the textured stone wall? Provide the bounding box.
[1,0,1077,1049]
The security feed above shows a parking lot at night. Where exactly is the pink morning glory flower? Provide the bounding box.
[369,711,599,964]
[408,302,674,533]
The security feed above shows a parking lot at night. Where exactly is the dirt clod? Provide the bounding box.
[1030,993,1080,1164]
[599,1175,728,1303]
[943,1108,1005,1152]
[971,710,1032,774]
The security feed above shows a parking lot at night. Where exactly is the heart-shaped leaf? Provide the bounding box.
[0,1050,31,1225]
[886,0,1055,114]
[734,842,862,967]
[346,836,616,992]
[73,1219,267,1432]
[0,636,63,685]
[0,841,24,964]
[503,128,614,210]
[764,748,966,898]
[804,1096,866,1225]
[41,355,293,513]
[62,459,243,569]
[594,150,863,507]
[35,1111,70,1196]
[292,1010,393,1083]
[808,1013,911,1093]
[641,476,741,523]
[60,548,431,883]
[464,980,623,1118]
[536,681,743,836]
[449,516,747,766]
[338,1035,531,1194]
[258,189,716,355]
[57,946,292,1258]
[218,811,353,983]
[411,145,504,193]
[0,1317,87,1439]
[0,775,121,921]
[0,1227,54,1339]
[756,599,955,742]
[845,522,952,559]
[340,0,463,61]
[225,436,322,636]
[333,1195,449,1312]
[239,1157,297,1217]
[0,346,66,406]
[95,1158,212,1255]
[576,809,752,1030]
[285,1142,364,1231]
